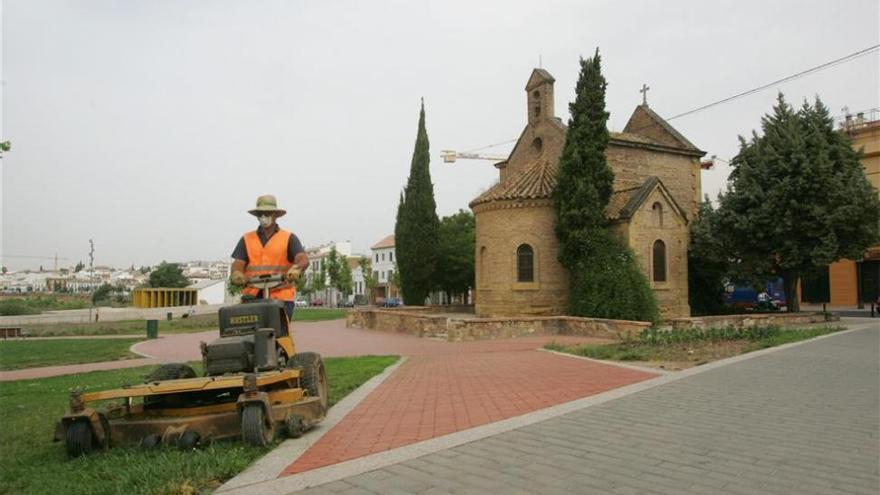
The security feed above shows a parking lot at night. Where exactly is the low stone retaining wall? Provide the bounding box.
[666,311,839,330]
[387,305,475,315]
[346,308,650,341]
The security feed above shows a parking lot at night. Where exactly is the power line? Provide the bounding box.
[463,44,879,152]
[462,137,518,154]
[660,44,879,124]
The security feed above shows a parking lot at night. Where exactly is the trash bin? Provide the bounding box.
[146,319,158,339]
[166,312,173,321]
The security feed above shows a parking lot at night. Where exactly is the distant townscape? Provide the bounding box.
[0,234,417,308]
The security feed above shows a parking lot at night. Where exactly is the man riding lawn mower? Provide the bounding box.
[54,196,327,457]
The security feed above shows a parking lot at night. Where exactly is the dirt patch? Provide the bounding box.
[625,341,756,371]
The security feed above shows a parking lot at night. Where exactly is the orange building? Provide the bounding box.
[804,111,880,306]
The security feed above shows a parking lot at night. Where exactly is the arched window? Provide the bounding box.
[652,202,663,227]
[653,240,666,282]
[517,244,534,282]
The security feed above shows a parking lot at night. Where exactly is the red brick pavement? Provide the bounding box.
[282,348,657,475]
[131,319,611,361]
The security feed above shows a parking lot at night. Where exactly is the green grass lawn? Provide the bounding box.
[546,325,844,368]
[22,309,348,337]
[0,355,398,495]
[0,339,143,371]
[0,295,92,316]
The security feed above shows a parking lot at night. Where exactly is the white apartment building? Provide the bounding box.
[303,240,352,306]
[370,234,398,302]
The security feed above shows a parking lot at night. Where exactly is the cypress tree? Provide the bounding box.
[395,99,440,305]
[717,94,880,312]
[554,50,659,322]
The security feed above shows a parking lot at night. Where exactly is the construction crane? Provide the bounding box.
[440,150,508,164]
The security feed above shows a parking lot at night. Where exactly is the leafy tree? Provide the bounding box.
[326,248,341,290]
[688,197,729,315]
[1,266,6,274]
[716,95,880,312]
[436,209,475,303]
[553,50,658,322]
[74,261,85,273]
[313,261,327,293]
[395,99,440,305]
[338,255,354,297]
[359,257,376,301]
[0,141,10,158]
[92,283,115,304]
[295,268,312,296]
[146,261,189,288]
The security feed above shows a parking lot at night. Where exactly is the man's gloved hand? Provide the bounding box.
[230,271,246,287]
[286,266,302,283]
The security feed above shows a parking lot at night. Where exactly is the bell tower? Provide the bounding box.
[525,69,555,126]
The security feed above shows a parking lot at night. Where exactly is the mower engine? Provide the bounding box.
[202,300,288,375]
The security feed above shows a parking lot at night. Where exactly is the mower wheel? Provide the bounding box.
[65,420,93,457]
[178,430,201,450]
[287,352,328,412]
[140,434,161,450]
[284,414,306,438]
[144,363,197,382]
[241,404,274,447]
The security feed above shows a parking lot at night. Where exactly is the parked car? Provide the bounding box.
[382,297,402,308]
[294,299,308,308]
[310,299,324,307]
[338,300,354,308]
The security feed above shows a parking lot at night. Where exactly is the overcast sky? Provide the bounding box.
[1,0,878,271]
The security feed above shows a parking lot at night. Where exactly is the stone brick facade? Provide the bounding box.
[470,69,704,319]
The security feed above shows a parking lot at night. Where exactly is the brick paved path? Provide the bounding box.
[283,350,655,474]
[0,357,159,381]
[131,319,615,361]
[292,324,879,494]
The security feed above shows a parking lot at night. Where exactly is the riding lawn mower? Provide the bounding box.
[54,274,327,456]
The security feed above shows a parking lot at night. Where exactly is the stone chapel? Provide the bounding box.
[469,69,705,319]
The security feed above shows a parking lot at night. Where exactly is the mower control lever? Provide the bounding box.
[246,274,285,299]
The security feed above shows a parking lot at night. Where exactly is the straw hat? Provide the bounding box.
[248,194,287,217]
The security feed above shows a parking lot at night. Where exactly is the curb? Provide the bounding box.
[216,356,408,493]
[538,347,673,375]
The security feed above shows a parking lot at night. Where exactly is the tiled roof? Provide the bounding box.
[606,185,644,220]
[370,234,395,250]
[606,176,688,223]
[469,160,557,207]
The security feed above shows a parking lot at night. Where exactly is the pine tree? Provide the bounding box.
[394,99,440,305]
[553,50,659,322]
[717,94,880,312]
[688,197,729,315]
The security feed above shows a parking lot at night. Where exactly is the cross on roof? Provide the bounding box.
[640,83,650,106]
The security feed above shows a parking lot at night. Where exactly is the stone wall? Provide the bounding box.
[667,312,839,330]
[608,144,701,224]
[473,200,569,317]
[624,186,690,318]
[389,305,475,315]
[346,308,650,341]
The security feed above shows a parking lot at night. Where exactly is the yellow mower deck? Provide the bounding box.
[56,368,326,453]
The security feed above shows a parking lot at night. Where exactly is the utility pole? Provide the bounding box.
[88,239,95,321]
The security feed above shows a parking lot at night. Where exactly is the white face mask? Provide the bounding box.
[258,214,275,228]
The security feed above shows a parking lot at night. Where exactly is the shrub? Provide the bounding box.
[639,325,781,346]
[0,300,39,316]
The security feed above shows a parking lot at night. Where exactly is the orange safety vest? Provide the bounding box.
[242,229,296,301]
